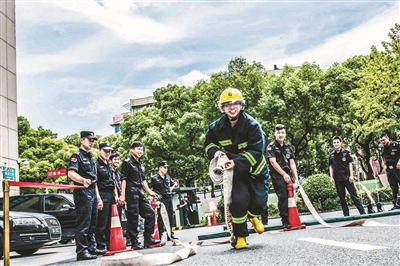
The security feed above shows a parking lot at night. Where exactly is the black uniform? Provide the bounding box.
[121,156,155,246]
[180,198,192,226]
[329,148,365,216]
[204,111,269,237]
[267,140,295,224]
[380,141,400,207]
[95,158,115,250]
[148,174,176,237]
[67,149,98,257]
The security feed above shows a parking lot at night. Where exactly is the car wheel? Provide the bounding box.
[15,248,40,256]
[0,233,3,258]
[59,239,71,244]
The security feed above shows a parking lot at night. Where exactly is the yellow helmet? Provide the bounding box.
[218,88,245,112]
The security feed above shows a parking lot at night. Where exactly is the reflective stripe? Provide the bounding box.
[247,211,261,219]
[232,213,247,224]
[252,156,266,175]
[205,143,219,153]
[238,142,248,150]
[288,197,296,208]
[218,140,232,146]
[243,152,256,166]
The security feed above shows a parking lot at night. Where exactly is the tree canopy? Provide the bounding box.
[17,24,400,190]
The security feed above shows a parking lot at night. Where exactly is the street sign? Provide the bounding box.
[2,167,16,181]
[47,169,67,178]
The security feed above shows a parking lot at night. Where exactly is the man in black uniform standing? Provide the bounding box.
[118,141,157,250]
[379,133,400,210]
[95,142,116,252]
[148,161,178,241]
[178,195,193,227]
[110,153,131,245]
[67,131,104,261]
[267,124,300,228]
[329,136,365,216]
[204,88,269,250]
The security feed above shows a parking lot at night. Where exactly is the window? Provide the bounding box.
[44,195,70,211]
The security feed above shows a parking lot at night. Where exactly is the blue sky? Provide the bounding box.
[15,0,399,139]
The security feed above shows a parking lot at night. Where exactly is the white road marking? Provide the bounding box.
[298,237,388,251]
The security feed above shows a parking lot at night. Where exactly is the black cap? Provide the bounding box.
[80,131,97,140]
[158,161,169,167]
[99,142,113,150]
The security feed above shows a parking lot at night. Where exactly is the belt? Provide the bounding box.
[161,194,172,199]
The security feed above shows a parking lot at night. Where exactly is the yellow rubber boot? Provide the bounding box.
[235,237,247,250]
[250,217,264,234]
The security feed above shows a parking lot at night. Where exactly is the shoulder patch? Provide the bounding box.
[71,157,77,162]
[267,146,272,151]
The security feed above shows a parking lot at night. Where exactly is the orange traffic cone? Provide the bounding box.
[285,182,306,231]
[104,205,133,256]
[150,199,161,242]
[211,210,218,226]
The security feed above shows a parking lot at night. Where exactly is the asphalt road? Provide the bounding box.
[2,208,399,266]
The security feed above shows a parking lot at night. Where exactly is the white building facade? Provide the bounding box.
[0,0,19,196]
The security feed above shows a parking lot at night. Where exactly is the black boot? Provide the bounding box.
[144,235,157,248]
[131,241,143,250]
[367,204,375,214]
[376,202,384,212]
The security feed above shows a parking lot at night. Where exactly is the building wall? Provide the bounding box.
[0,0,19,196]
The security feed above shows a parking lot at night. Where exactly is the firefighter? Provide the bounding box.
[204,88,269,250]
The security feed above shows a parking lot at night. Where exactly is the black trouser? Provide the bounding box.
[117,204,131,243]
[73,187,98,256]
[270,172,288,224]
[183,209,191,226]
[95,190,114,250]
[125,186,155,243]
[158,196,175,236]
[334,179,365,216]
[230,170,269,237]
[387,168,400,206]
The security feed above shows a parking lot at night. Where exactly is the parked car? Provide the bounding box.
[0,211,61,258]
[0,193,132,244]
[0,193,75,244]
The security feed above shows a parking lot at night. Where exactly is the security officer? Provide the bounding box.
[329,136,365,216]
[67,131,104,261]
[148,161,178,241]
[94,142,116,252]
[379,133,400,210]
[204,88,269,250]
[118,141,157,250]
[110,153,132,246]
[267,124,300,228]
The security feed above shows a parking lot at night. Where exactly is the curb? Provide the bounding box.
[197,209,400,240]
[172,225,197,231]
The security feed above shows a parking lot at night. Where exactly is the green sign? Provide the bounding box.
[2,166,16,181]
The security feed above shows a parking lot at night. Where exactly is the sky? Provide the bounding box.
[15,0,400,139]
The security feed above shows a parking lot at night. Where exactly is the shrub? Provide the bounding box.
[298,173,341,212]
